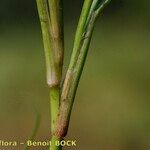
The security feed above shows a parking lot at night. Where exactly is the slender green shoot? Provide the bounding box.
[36,1,64,150]
[53,0,112,138]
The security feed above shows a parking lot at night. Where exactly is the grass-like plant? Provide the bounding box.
[36,0,111,150]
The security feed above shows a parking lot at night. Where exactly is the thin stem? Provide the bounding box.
[36,1,64,150]
[69,0,93,69]
[49,87,62,150]
[36,0,59,87]
[50,86,60,132]
[53,0,112,138]
[54,13,96,138]
[48,0,64,83]
[47,1,64,150]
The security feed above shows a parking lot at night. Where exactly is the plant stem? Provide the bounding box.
[53,0,112,138]
[52,0,94,138]
[36,1,64,150]
[49,86,60,132]
[54,13,96,138]
[49,87,62,150]
[36,0,58,87]
[47,1,64,150]
[69,0,93,70]
[48,0,64,83]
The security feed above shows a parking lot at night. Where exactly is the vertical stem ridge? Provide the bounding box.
[36,1,64,150]
[48,0,64,83]
[36,0,58,87]
[53,0,112,138]
[50,86,60,132]
[69,0,93,69]
[47,1,64,150]
[54,14,97,138]
[49,87,62,150]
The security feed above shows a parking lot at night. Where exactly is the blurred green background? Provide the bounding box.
[0,0,150,150]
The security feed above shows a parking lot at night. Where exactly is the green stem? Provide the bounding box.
[36,0,59,87]
[36,1,64,150]
[53,0,112,138]
[54,13,96,138]
[49,87,62,150]
[48,0,64,83]
[47,1,64,150]
[69,0,93,69]
[50,86,60,132]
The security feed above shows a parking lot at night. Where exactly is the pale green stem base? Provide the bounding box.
[49,87,62,150]
[50,86,60,131]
